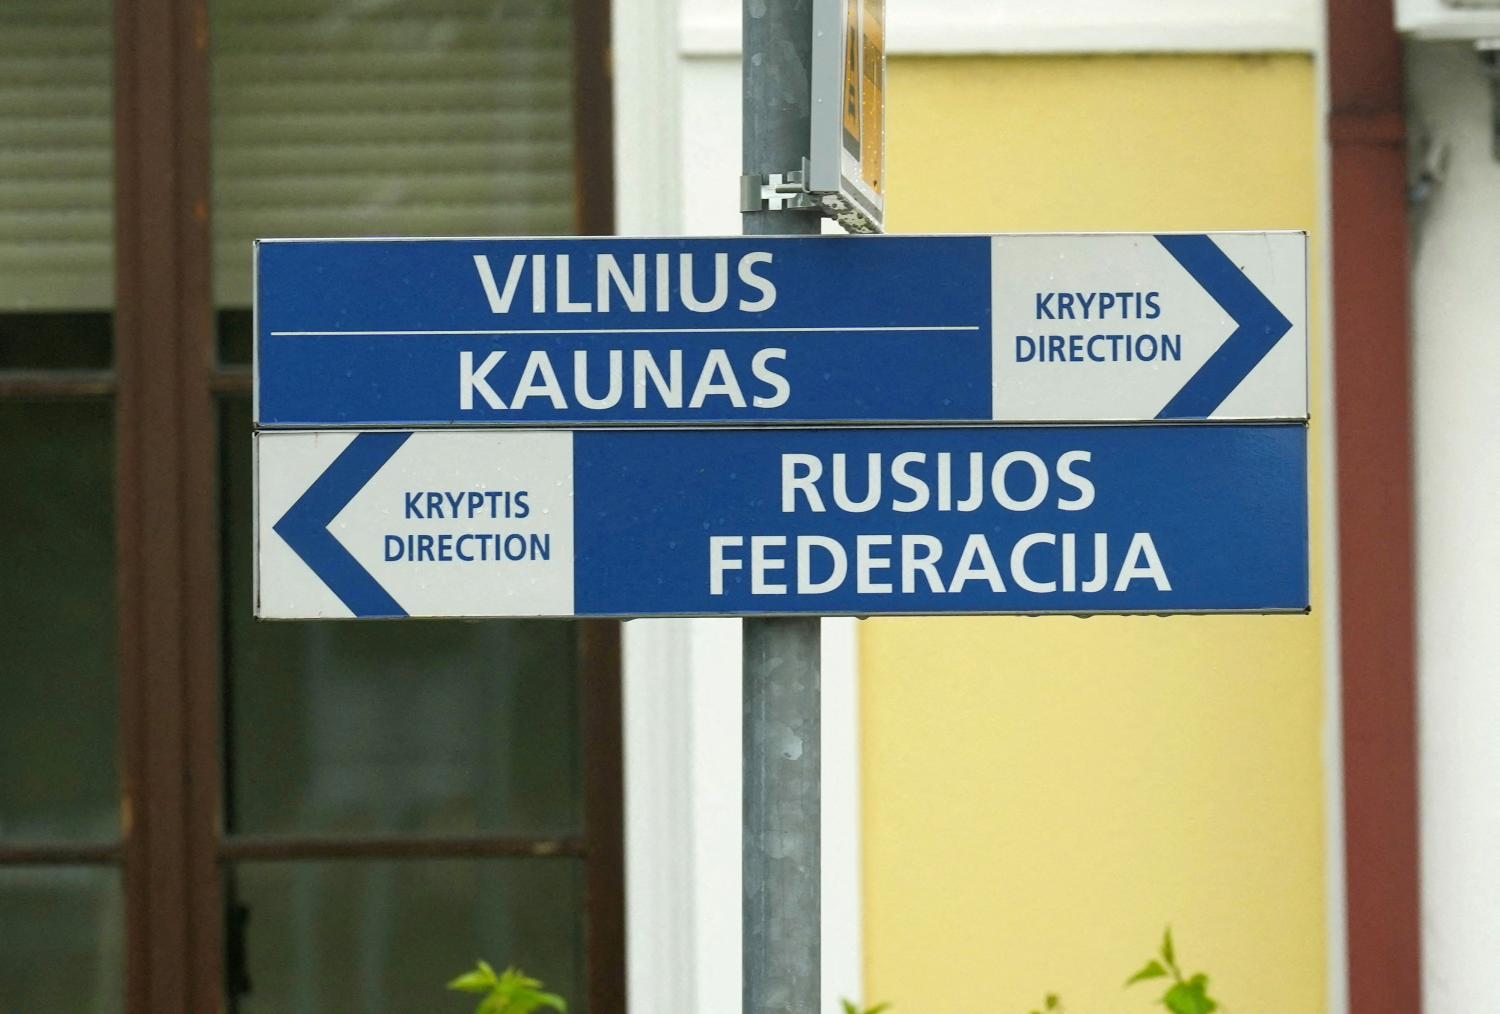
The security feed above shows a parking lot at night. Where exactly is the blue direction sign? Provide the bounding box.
[255,424,1308,619]
[254,234,1307,428]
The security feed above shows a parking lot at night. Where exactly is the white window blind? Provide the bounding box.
[211,0,576,306]
[0,0,113,312]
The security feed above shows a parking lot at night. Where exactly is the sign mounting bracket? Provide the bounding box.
[739,162,823,214]
[738,163,882,233]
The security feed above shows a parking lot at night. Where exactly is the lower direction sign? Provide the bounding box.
[256,425,1308,619]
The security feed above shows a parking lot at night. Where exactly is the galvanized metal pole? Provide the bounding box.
[742,616,821,1014]
[742,2,821,1013]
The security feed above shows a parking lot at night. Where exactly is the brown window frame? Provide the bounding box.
[0,1,621,1012]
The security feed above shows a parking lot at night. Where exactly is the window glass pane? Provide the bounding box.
[0,866,124,1012]
[0,400,117,840]
[222,399,583,837]
[211,0,577,322]
[0,0,114,364]
[232,858,585,1013]
[0,312,112,370]
[218,308,252,369]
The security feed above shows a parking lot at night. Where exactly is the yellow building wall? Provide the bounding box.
[863,56,1327,1012]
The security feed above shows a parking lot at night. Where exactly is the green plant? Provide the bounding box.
[1125,928,1219,1014]
[1029,994,1063,1014]
[841,1002,891,1014]
[447,962,567,1014]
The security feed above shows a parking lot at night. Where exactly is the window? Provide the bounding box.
[0,1,619,1010]
[0,1,122,1009]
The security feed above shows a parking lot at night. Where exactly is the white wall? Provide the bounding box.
[1407,40,1500,1011]
[682,0,1318,54]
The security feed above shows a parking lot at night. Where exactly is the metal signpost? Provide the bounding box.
[250,5,1311,1012]
[742,5,824,1012]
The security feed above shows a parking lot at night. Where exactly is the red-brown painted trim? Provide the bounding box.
[580,621,627,1014]
[573,0,617,234]
[571,3,624,1003]
[177,4,226,1010]
[1327,1,1423,1011]
[0,842,122,865]
[219,834,588,862]
[0,370,115,398]
[115,0,221,1010]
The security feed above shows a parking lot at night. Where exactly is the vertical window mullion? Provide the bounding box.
[571,1,621,1005]
[571,0,616,236]
[113,1,221,1012]
[580,621,625,1012]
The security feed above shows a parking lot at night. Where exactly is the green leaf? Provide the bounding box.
[1163,975,1218,1014]
[534,991,567,1012]
[1161,927,1177,969]
[1045,995,1059,1010]
[1125,959,1169,986]
[498,967,544,992]
[499,984,567,1014]
[448,961,501,995]
[842,1003,858,1014]
[506,992,543,1014]
[448,972,494,995]
[451,965,569,1014]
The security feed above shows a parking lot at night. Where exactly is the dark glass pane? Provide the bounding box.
[221,399,583,837]
[219,308,252,367]
[232,858,585,1014]
[0,866,124,1012]
[0,400,117,840]
[0,312,112,370]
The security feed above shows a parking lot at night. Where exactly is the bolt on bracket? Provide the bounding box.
[740,167,823,214]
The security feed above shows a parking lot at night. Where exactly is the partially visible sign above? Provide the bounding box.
[254,233,1307,428]
[811,0,886,232]
[256,424,1309,620]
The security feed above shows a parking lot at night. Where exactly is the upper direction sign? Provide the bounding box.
[254,233,1307,428]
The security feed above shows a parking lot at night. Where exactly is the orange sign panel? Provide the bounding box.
[842,0,861,157]
[860,0,884,195]
[813,0,886,230]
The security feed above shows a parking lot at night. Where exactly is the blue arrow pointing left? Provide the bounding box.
[274,432,412,618]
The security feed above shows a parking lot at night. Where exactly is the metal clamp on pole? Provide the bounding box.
[740,166,823,214]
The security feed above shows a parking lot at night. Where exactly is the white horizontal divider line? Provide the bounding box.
[269,325,983,337]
